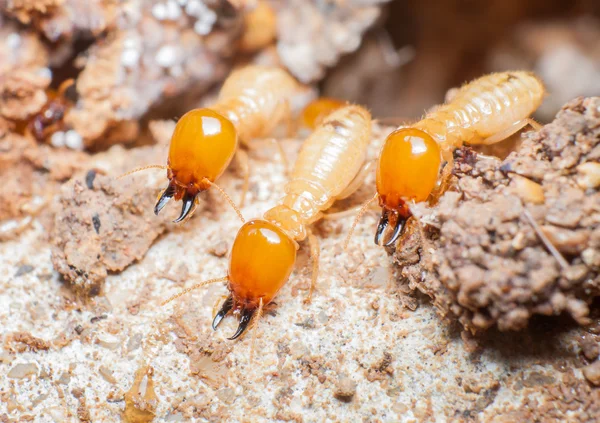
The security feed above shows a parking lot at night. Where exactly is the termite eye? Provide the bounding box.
[302,98,345,129]
[376,128,441,210]
[228,220,296,307]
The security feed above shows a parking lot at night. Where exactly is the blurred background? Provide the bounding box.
[324,0,600,122]
[2,0,600,150]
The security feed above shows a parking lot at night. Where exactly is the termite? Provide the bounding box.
[345,71,545,247]
[301,97,345,130]
[121,65,300,223]
[238,0,277,53]
[162,105,372,339]
[18,79,75,142]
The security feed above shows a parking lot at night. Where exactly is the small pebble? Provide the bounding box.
[8,362,38,379]
[334,376,357,402]
[582,360,600,386]
[50,131,66,148]
[151,3,167,20]
[99,366,117,384]
[580,337,599,361]
[64,130,83,150]
[85,170,96,189]
[15,264,34,277]
[209,240,228,257]
[37,67,53,81]
[92,214,101,234]
[185,0,203,16]
[96,334,121,350]
[156,45,178,67]
[0,350,14,364]
[166,0,182,20]
[7,33,21,50]
[121,49,141,68]
[216,388,235,404]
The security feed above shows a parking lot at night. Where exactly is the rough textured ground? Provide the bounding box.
[1,115,600,422]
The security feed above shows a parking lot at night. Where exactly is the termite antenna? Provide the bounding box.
[249,297,264,360]
[117,164,168,180]
[161,276,229,306]
[343,192,379,250]
[202,178,246,223]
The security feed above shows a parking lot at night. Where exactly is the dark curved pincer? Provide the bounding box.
[374,209,406,247]
[228,308,255,340]
[374,210,389,246]
[173,192,196,223]
[155,183,176,215]
[384,217,405,247]
[212,295,233,330]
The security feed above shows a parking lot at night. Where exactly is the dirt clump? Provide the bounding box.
[0,133,88,239]
[275,0,389,83]
[51,171,170,295]
[392,97,600,334]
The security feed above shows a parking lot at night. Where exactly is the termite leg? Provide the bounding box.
[155,183,176,215]
[305,230,320,304]
[173,192,197,223]
[428,161,454,205]
[479,118,541,146]
[249,297,264,361]
[228,308,255,340]
[234,149,250,208]
[526,118,542,131]
[57,79,75,97]
[337,159,375,200]
[212,295,234,330]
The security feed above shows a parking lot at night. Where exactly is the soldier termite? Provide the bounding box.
[345,71,545,247]
[162,105,372,339]
[120,65,300,223]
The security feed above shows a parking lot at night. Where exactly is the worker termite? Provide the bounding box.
[121,65,300,223]
[162,105,372,339]
[17,79,76,143]
[345,71,545,247]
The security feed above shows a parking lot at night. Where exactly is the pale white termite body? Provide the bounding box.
[264,105,372,242]
[212,65,299,144]
[412,71,545,159]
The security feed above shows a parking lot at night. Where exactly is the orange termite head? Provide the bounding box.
[155,108,238,222]
[375,127,441,246]
[302,97,345,130]
[212,219,297,339]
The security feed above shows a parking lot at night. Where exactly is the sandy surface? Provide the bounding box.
[0,126,598,422]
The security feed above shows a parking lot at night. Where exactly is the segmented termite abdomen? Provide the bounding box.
[265,105,372,240]
[415,71,545,154]
[212,66,298,143]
